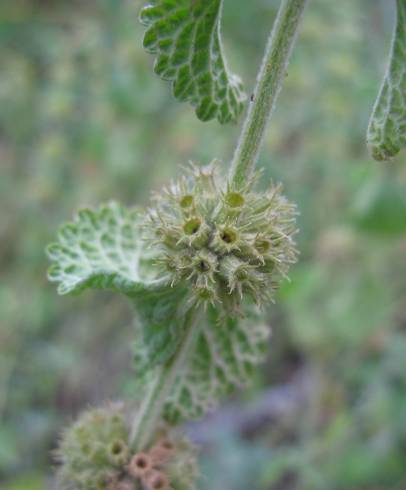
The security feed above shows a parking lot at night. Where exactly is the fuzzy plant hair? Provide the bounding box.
[47,1,405,489]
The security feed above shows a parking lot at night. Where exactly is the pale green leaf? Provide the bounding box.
[163,306,270,423]
[47,202,162,296]
[367,0,406,161]
[139,0,246,123]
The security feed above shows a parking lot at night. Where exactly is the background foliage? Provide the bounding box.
[1,0,405,489]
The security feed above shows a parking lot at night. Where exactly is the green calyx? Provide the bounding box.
[56,404,198,490]
[146,161,298,315]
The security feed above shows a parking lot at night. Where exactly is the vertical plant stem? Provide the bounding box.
[229,0,308,188]
[130,306,202,451]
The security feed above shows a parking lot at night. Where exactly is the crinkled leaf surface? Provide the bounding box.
[162,306,270,423]
[140,0,246,123]
[367,0,406,161]
[47,202,161,296]
[48,201,191,376]
[132,286,189,374]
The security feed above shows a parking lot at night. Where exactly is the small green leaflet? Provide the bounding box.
[367,0,406,161]
[47,202,163,296]
[162,306,269,423]
[140,0,246,123]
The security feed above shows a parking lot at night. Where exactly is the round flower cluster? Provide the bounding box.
[56,403,198,490]
[146,162,298,314]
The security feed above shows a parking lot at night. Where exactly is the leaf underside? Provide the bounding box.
[140,0,246,124]
[47,202,159,296]
[163,307,269,423]
[367,0,406,161]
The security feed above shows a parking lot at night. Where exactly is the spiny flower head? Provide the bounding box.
[56,403,198,490]
[56,403,131,490]
[146,161,298,315]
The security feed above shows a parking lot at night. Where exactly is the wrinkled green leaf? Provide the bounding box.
[139,0,246,123]
[133,285,189,374]
[47,202,162,295]
[163,306,269,423]
[48,201,193,377]
[367,0,406,161]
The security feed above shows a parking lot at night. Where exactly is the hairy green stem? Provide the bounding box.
[130,306,202,451]
[229,0,308,188]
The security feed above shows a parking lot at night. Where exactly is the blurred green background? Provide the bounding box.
[1,0,406,489]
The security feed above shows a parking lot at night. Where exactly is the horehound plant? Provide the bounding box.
[47,1,405,489]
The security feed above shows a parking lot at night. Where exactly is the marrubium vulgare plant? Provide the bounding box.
[47,1,405,489]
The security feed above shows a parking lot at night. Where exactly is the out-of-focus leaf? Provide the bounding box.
[2,474,45,490]
[139,0,246,123]
[352,176,406,235]
[367,0,406,161]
